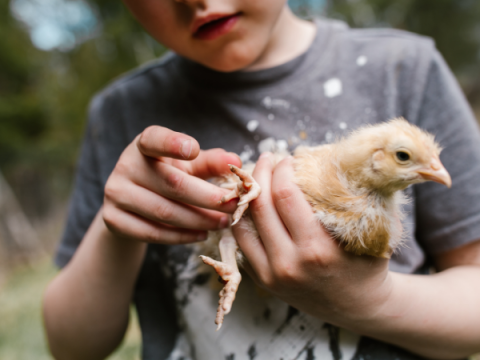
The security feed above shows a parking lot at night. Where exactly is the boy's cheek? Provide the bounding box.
[122,0,187,45]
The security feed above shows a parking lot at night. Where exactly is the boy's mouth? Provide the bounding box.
[192,13,241,40]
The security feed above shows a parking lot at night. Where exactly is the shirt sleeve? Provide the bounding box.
[413,49,480,255]
[54,99,106,268]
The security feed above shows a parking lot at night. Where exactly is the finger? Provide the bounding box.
[137,126,200,160]
[108,180,230,230]
[103,206,207,245]
[232,217,270,277]
[133,159,240,213]
[249,154,292,253]
[187,149,242,179]
[272,157,327,246]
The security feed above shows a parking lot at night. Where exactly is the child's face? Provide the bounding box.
[122,0,289,71]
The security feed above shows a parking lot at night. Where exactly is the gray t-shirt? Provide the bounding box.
[56,19,480,360]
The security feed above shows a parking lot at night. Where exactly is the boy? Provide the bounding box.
[43,0,480,359]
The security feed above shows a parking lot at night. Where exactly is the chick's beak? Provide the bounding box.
[416,158,452,188]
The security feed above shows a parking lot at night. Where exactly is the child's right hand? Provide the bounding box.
[102,125,242,245]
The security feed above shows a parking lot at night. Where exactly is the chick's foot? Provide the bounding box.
[200,255,242,331]
[219,164,261,226]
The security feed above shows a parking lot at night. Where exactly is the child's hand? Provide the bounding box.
[102,125,242,245]
[233,154,392,325]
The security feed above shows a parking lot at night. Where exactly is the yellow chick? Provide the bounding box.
[294,118,451,258]
[199,118,451,330]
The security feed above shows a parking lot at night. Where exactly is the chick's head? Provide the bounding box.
[340,118,451,195]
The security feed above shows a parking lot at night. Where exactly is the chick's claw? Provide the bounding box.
[225,164,262,225]
[199,255,242,331]
[228,164,255,189]
[231,204,249,226]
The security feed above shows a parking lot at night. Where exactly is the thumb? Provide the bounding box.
[137,126,200,160]
[189,149,242,179]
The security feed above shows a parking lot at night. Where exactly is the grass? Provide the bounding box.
[0,259,141,360]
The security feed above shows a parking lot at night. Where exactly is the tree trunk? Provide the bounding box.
[0,171,45,268]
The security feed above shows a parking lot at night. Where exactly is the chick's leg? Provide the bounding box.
[219,165,261,226]
[200,235,241,331]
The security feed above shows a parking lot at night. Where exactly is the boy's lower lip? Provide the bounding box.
[194,14,240,40]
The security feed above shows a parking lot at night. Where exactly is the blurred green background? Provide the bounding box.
[0,0,479,359]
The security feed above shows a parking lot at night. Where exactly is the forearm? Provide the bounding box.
[43,209,147,360]
[348,267,480,359]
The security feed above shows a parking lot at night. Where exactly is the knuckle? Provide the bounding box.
[272,185,295,204]
[303,246,332,268]
[144,227,163,243]
[112,159,131,178]
[154,202,175,222]
[303,251,323,268]
[163,172,186,197]
[271,258,299,285]
[258,273,274,289]
[104,181,120,202]
[273,267,297,285]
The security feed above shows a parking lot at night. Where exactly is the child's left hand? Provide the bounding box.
[232,153,393,327]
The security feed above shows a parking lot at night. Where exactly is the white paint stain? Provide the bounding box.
[276,139,288,152]
[247,120,259,132]
[239,145,254,163]
[356,55,368,66]
[257,137,289,154]
[325,130,334,143]
[268,113,275,121]
[257,138,276,154]
[262,96,290,110]
[324,78,342,98]
[339,122,347,130]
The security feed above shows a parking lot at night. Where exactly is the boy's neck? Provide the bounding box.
[244,7,317,71]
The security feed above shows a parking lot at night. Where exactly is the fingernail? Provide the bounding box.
[218,216,229,229]
[197,233,207,241]
[180,140,192,159]
[259,152,271,159]
[227,151,240,159]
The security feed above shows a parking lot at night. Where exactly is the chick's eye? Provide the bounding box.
[396,151,410,162]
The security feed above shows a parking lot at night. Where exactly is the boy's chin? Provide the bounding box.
[197,56,259,73]
[194,48,263,73]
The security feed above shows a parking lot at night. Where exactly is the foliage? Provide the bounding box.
[1,0,165,217]
[0,0,46,167]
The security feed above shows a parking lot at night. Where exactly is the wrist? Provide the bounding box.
[345,271,411,338]
[73,210,147,288]
[334,270,396,331]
